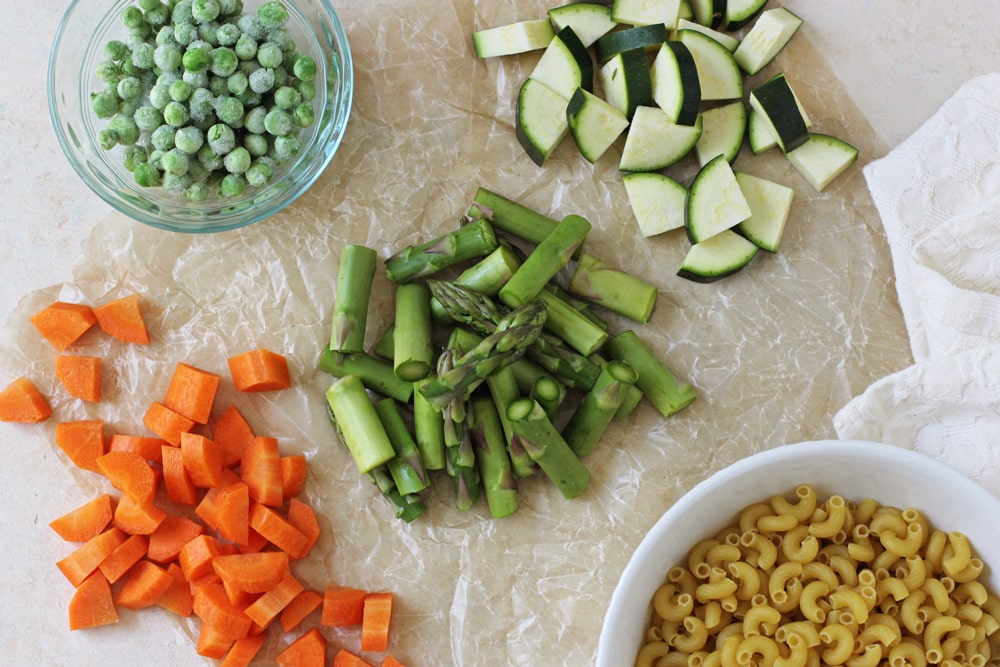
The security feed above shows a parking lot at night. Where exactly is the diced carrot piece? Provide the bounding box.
[276,627,327,667]
[287,498,321,559]
[112,493,167,535]
[160,445,199,506]
[244,572,304,628]
[55,420,106,472]
[280,454,307,498]
[181,431,224,488]
[280,589,324,633]
[96,451,158,504]
[361,592,394,652]
[321,585,367,627]
[0,376,52,423]
[147,515,205,564]
[68,571,119,630]
[165,362,220,424]
[143,401,195,446]
[197,621,240,659]
[213,552,290,594]
[333,649,374,667]
[196,481,250,546]
[382,656,407,667]
[193,582,253,640]
[49,493,114,542]
[239,528,269,555]
[242,436,283,507]
[220,634,267,667]
[57,527,128,587]
[179,534,224,582]
[99,534,149,584]
[55,354,102,402]
[249,503,311,558]
[108,434,167,462]
[31,301,97,351]
[214,405,256,468]
[93,293,149,344]
[228,348,291,392]
[116,559,174,610]
[155,563,194,617]
[222,579,262,609]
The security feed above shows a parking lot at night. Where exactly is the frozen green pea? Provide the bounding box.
[122,144,148,172]
[122,6,146,29]
[272,85,300,110]
[236,90,261,108]
[162,171,192,192]
[210,47,238,76]
[271,66,289,89]
[198,143,224,169]
[151,124,176,150]
[244,106,267,134]
[138,0,161,11]
[186,180,209,201]
[91,91,120,119]
[119,59,139,78]
[173,21,198,46]
[174,126,205,154]
[145,5,169,27]
[163,100,190,127]
[207,123,236,154]
[97,128,119,150]
[116,76,142,101]
[248,68,274,94]
[223,146,251,173]
[156,71,180,86]
[213,96,244,125]
[208,75,229,97]
[134,162,161,187]
[272,134,301,160]
[256,42,282,69]
[104,40,130,62]
[265,28,294,53]
[234,33,257,60]
[218,0,241,15]
[216,22,241,46]
[186,159,209,181]
[237,14,265,39]
[292,103,314,128]
[155,25,176,46]
[296,80,315,103]
[245,160,273,187]
[154,43,182,71]
[169,79,193,102]
[172,0,194,23]
[263,108,293,136]
[257,1,288,29]
[219,173,247,197]
[182,69,210,88]
[192,0,220,23]
[161,148,190,176]
[95,60,121,84]
[148,148,165,168]
[133,105,164,132]
[188,87,215,120]
[182,46,210,72]
[130,23,153,42]
[293,56,317,83]
[131,42,155,69]
[118,99,139,119]
[243,133,268,157]
[227,71,248,95]
[109,116,140,146]
[193,113,217,131]
[148,84,171,110]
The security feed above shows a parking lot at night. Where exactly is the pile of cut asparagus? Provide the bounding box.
[319,188,696,521]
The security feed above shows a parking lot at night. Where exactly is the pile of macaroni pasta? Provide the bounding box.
[637,484,1000,667]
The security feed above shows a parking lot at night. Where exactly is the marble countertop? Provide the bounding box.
[1,1,997,665]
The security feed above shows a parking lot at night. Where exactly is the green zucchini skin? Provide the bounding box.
[724,0,768,30]
[594,23,670,63]
[750,74,808,153]
[664,41,701,126]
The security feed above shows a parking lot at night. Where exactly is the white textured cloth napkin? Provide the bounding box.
[833,73,1000,495]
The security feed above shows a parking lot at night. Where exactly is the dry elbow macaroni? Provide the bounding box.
[637,485,1000,667]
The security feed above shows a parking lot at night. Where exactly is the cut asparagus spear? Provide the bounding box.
[372,324,395,360]
[430,245,522,324]
[393,282,434,382]
[530,375,564,422]
[499,214,592,308]
[330,244,378,355]
[592,353,644,421]
[325,375,397,474]
[385,218,499,284]
[534,287,608,356]
[412,380,447,471]
[562,361,637,457]
[568,253,659,323]
[507,397,590,499]
[318,348,413,403]
[374,398,429,495]
[471,187,570,254]
[470,395,520,518]
[605,330,696,417]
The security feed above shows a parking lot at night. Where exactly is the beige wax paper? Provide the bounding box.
[0,1,912,664]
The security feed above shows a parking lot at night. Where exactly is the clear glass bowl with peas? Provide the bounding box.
[48,0,352,233]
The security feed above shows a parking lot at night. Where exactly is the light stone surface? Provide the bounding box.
[0,1,996,665]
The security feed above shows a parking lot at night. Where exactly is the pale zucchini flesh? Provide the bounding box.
[785,133,859,192]
[567,88,631,163]
[734,7,803,75]
[676,29,743,101]
[548,3,617,48]
[472,19,556,59]
[611,0,682,29]
[689,0,725,29]
[622,172,687,237]
[674,17,739,51]
[724,0,768,30]
[694,100,746,166]
[678,230,760,282]
[529,26,594,100]
[516,78,571,166]
[620,106,703,172]
[748,74,808,153]
[649,41,701,126]
[599,48,653,119]
[685,153,752,243]
[734,171,795,252]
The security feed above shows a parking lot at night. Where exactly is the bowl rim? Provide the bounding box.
[46,0,354,233]
[595,439,1000,667]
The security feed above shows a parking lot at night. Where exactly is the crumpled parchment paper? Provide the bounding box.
[0,1,912,664]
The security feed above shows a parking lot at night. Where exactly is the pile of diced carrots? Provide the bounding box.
[2,294,406,667]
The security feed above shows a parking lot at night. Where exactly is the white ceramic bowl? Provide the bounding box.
[597,439,1000,666]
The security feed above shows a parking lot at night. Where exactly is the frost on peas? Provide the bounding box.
[188,87,215,120]
[150,124,176,151]
[133,105,164,132]
[117,76,143,101]
[223,146,251,174]
[192,0,221,23]
[257,1,289,29]
[245,160,273,187]
[138,0,161,11]
[163,100,190,127]
[134,162,161,187]
[148,84,171,110]
[121,6,146,29]
[97,129,119,150]
[155,25,177,46]
[182,69,210,89]
[210,47,239,77]
[104,40,130,62]
[154,43,183,71]
[162,171,192,193]
[173,21,198,46]
[95,60,121,84]
[197,143,224,170]
[218,0,242,17]
[219,173,247,197]
[118,99,140,120]
[132,42,156,69]
[182,45,210,72]
[272,134,302,161]
[216,22,241,46]
[256,42,282,69]
[234,33,257,60]
[236,90,261,109]
[227,71,248,95]
[213,96,245,126]
[248,67,275,95]
[109,116,141,146]
[263,108,293,136]
[265,28,295,54]
[91,90,120,120]
[175,126,205,154]
[144,5,170,28]
[207,123,237,155]
[122,144,148,172]
[198,22,220,47]
[162,148,190,176]
[236,14,265,41]
[208,75,229,97]
[185,180,209,202]
[244,106,267,134]
[172,0,194,24]
[273,85,300,110]
[169,79,193,102]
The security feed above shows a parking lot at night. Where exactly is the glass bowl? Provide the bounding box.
[48,0,352,233]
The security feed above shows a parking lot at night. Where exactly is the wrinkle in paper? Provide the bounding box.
[0,2,910,665]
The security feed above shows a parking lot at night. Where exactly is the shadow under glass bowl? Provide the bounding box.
[48,0,353,233]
